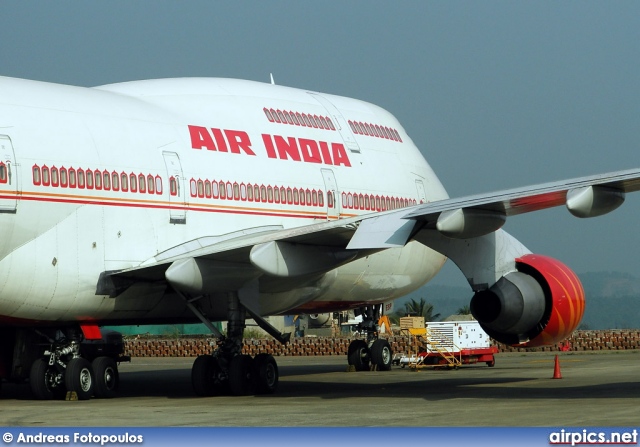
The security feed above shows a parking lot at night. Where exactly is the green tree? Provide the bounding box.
[455,305,471,315]
[391,297,440,323]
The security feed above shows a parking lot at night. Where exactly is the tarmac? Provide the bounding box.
[0,350,639,427]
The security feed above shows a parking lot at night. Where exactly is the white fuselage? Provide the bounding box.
[0,77,449,325]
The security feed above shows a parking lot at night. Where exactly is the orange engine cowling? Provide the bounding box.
[470,254,585,347]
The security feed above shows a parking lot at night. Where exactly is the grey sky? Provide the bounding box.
[2,1,639,287]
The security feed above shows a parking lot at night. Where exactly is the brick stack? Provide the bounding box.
[121,329,640,358]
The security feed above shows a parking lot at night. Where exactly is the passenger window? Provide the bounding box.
[32,165,41,185]
[138,175,145,193]
[121,173,128,192]
[197,180,204,197]
[51,167,59,187]
[112,172,119,191]
[212,181,219,199]
[60,168,68,187]
[77,169,85,189]
[42,166,50,186]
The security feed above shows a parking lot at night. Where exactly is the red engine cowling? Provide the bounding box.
[470,254,585,347]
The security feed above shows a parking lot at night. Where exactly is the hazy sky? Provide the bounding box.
[2,1,639,288]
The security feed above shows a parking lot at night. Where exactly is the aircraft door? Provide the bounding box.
[0,135,17,213]
[321,168,340,220]
[162,151,187,224]
[308,93,360,153]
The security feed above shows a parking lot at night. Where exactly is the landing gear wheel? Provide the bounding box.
[370,339,392,371]
[30,358,65,400]
[348,340,370,371]
[65,358,94,400]
[229,355,256,396]
[92,357,119,398]
[192,355,228,396]
[253,354,278,394]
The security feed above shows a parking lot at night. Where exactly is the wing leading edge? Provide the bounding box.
[101,168,640,296]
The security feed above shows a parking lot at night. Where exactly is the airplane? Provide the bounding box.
[1,75,639,400]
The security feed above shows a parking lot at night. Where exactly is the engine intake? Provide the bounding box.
[470,254,585,347]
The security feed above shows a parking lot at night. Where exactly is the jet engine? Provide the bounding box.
[470,254,585,347]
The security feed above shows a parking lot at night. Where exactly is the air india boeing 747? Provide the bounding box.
[1,76,638,399]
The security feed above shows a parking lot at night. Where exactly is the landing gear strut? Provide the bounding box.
[347,305,393,371]
[183,286,289,397]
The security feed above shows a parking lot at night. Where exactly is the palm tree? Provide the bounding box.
[455,305,471,315]
[392,297,440,322]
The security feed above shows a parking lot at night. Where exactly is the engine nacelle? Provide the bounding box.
[470,254,585,347]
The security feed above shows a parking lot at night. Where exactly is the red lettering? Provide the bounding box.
[224,130,255,156]
[262,134,277,158]
[211,128,228,153]
[299,139,322,164]
[189,125,215,150]
[274,135,301,161]
[332,143,351,167]
[190,127,351,167]
[319,141,333,165]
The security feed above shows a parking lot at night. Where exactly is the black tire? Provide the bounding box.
[92,357,119,398]
[487,359,496,367]
[347,340,370,371]
[65,358,94,400]
[192,355,228,396]
[370,339,392,371]
[30,358,64,400]
[253,354,278,394]
[228,355,256,396]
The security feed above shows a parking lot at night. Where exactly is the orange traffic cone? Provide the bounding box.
[552,354,562,379]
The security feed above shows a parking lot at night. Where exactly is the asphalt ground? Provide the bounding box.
[1,350,639,426]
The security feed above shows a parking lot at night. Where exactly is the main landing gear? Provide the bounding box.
[184,289,289,397]
[347,306,393,371]
[29,329,128,400]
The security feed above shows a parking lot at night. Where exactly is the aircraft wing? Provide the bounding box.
[101,168,640,295]
[348,168,640,248]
